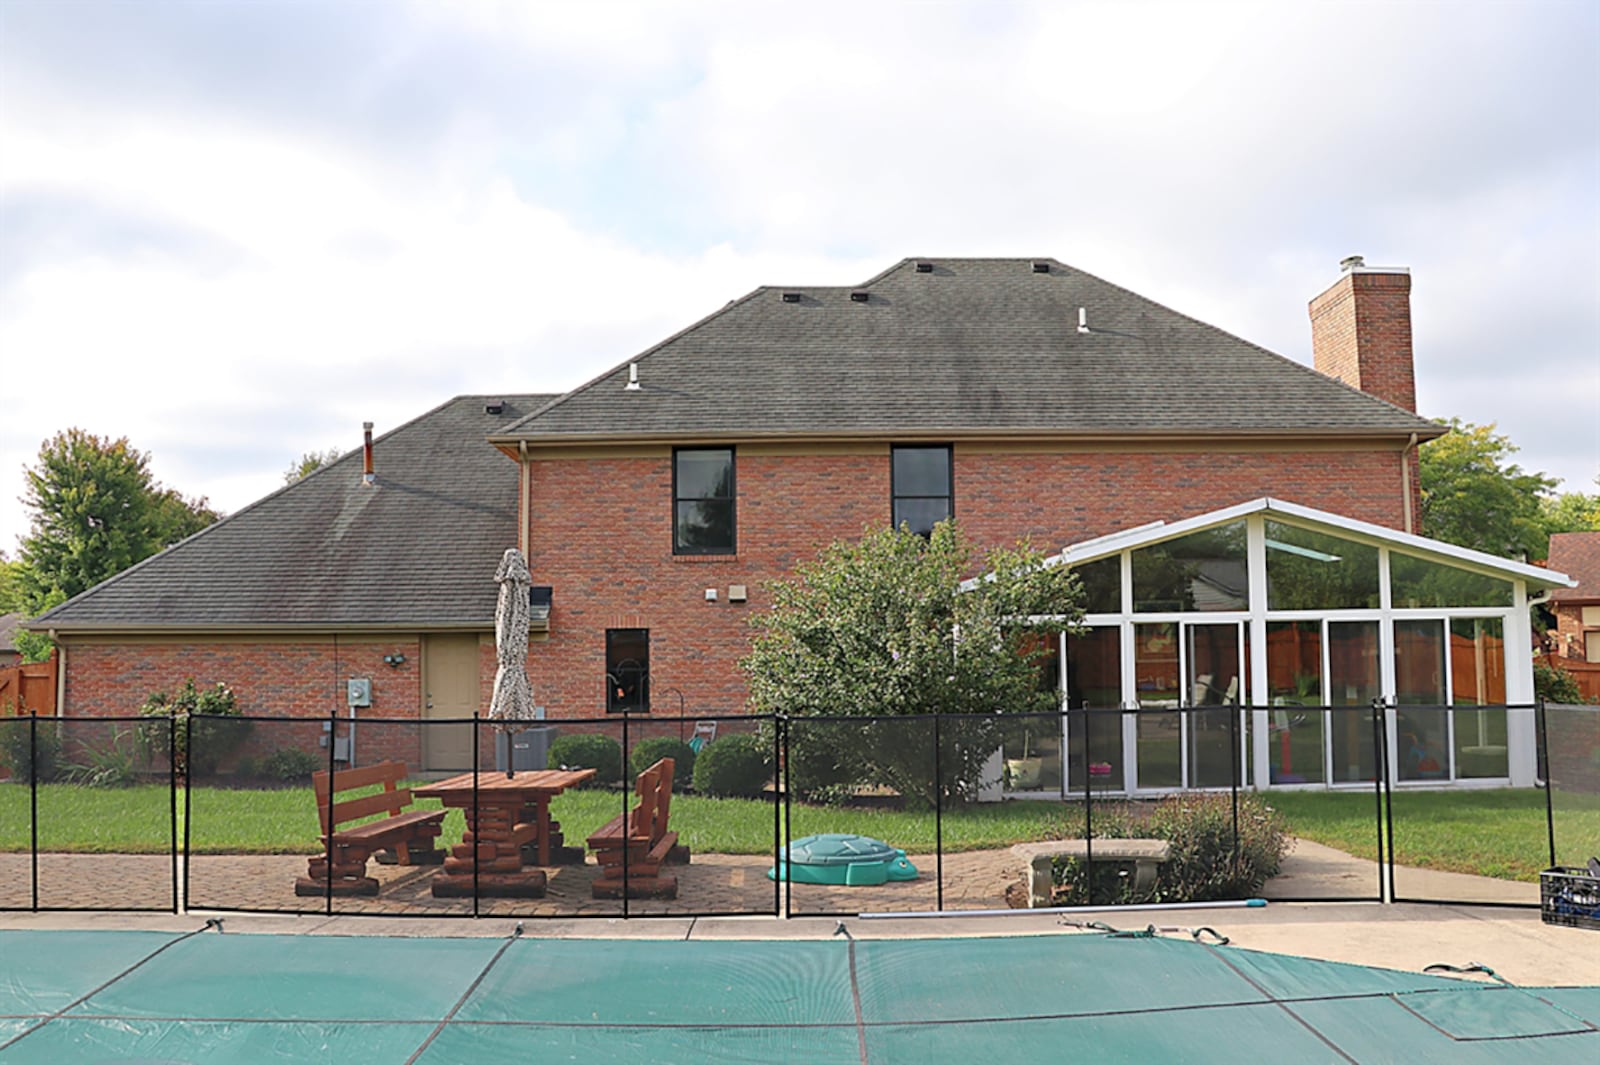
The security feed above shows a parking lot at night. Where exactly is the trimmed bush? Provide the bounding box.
[1048,793,1289,905]
[628,737,696,789]
[548,732,623,787]
[139,679,250,779]
[0,715,62,783]
[692,733,770,798]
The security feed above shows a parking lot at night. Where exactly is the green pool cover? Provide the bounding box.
[0,927,1595,1063]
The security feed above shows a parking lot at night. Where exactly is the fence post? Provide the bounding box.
[1538,698,1555,871]
[1370,699,1391,903]
[170,714,179,914]
[1229,702,1241,888]
[772,714,784,919]
[933,712,944,913]
[29,712,38,912]
[325,708,337,917]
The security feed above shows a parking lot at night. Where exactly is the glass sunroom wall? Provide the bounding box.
[1394,619,1449,781]
[1265,620,1325,785]
[1132,522,1248,613]
[1064,626,1123,792]
[1186,622,1242,788]
[1134,622,1182,788]
[1328,620,1381,783]
[1451,618,1509,778]
[1264,521,1380,611]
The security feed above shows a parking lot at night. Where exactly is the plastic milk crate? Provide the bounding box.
[1540,866,1600,931]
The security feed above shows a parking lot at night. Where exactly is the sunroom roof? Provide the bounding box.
[1043,498,1574,591]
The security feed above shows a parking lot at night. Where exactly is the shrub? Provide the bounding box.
[1048,794,1289,905]
[1535,662,1592,705]
[60,729,143,787]
[628,737,696,789]
[692,733,771,798]
[261,747,322,784]
[0,714,62,783]
[548,733,623,787]
[139,679,250,779]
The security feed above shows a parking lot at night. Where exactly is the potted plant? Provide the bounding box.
[1004,726,1043,789]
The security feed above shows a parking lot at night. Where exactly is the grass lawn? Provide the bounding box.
[1267,788,1600,882]
[3,781,1596,883]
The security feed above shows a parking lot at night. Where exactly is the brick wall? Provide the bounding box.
[60,441,1413,732]
[522,442,1410,721]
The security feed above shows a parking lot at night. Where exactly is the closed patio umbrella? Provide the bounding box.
[488,547,535,776]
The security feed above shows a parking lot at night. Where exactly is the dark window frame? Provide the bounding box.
[891,444,953,536]
[606,628,650,714]
[672,446,737,555]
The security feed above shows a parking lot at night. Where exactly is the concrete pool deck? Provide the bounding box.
[3,836,1593,986]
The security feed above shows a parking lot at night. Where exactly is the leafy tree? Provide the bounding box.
[283,448,343,484]
[15,429,219,613]
[1539,477,1600,537]
[0,553,22,613]
[1418,419,1557,559]
[742,521,1083,807]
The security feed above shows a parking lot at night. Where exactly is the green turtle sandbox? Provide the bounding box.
[768,834,919,886]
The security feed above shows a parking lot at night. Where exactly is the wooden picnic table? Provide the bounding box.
[413,768,596,898]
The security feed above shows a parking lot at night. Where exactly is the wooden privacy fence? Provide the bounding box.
[1540,654,1600,704]
[0,655,57,716]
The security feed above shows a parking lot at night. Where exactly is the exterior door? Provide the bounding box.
[422,633,479,771]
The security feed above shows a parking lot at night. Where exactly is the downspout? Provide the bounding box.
[518,441,530,557]
[1401,432,1419,534]
[49,630,63,717]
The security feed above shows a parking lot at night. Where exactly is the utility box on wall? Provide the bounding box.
[346,678,372,707]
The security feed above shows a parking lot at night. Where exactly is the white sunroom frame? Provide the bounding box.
[999,497,1575,793]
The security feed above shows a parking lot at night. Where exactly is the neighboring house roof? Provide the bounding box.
[966,497,1575,593]
[35,396,550,632]
[1548,531,1600,604]
[493,258,1444,445]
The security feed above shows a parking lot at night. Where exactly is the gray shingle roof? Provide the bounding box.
[37,396,550,630]
[497,258,1442,441]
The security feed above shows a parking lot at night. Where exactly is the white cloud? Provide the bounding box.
[2,0,1596,558]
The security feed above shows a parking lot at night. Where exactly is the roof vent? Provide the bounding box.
[1077,308,1090,335]
[625,363,642,391]
[1032,261,1050,273]
[915,261,933,273]
[362,422,375,486]
[484,399,504,415]
[781,291,802,303]
[1340,255,1366,273]
[850,291,869,303]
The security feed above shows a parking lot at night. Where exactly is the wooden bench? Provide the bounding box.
[586,757,690,899]
[1010,839,1171,908]
[294,761,447,897]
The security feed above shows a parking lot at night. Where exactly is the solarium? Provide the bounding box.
[1008,498,1573,796]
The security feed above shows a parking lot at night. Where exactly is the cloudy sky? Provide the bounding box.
[2,0,1596,557]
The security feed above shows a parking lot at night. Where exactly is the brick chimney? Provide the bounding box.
[1308,256,1416,412]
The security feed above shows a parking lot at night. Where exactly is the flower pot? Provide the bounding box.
[1005,756,1043,789]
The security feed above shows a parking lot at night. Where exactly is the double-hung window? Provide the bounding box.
[674,447,736,554]
[891,445,952,536]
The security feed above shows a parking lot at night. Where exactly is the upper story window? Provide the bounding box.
[891,445,952,536]
[674,447,735,554]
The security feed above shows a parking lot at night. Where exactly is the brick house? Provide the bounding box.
[33,256,1572,788]
[1548,532,1600,663]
